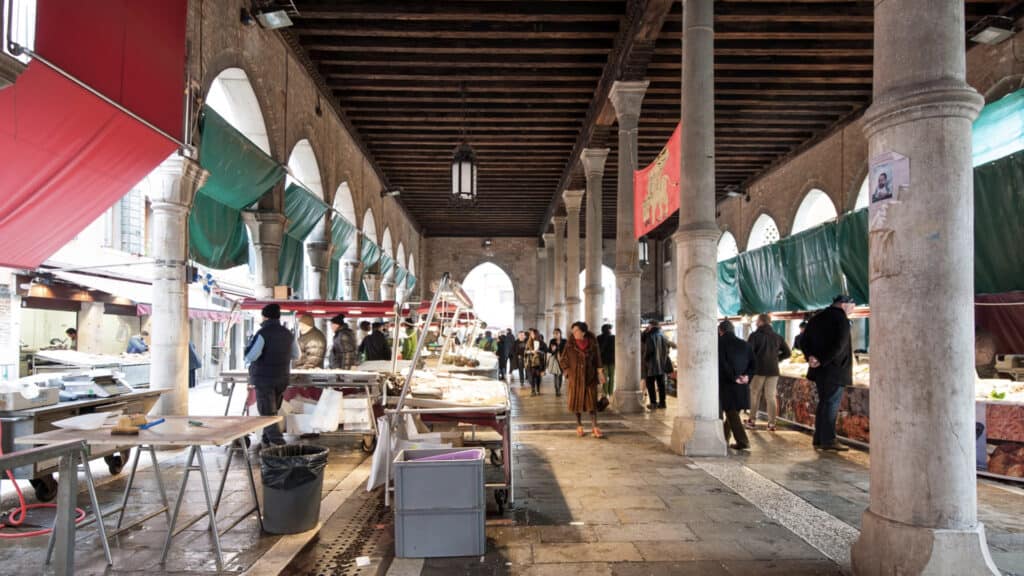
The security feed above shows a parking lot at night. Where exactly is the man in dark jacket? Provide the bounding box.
[718,320,756,450]
[802,295,855,451]
[746,314,791,431]
[329,315,357,369]
[359,321,392,361]
[597,324,615,397]
[642,321,671,410]
[245,304,299,445]
[793,321,808,351]
[497,329,514,380]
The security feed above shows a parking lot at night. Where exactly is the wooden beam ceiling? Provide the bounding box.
[282,0,1024,240]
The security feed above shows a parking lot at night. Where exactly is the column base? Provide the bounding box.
[613,388,645,414]
[851,510,999,576]
[670,416,727,457]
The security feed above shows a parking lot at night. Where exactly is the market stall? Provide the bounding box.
[31,349,151,388]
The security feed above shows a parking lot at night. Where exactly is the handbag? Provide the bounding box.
[596,395,610,412]
[547,352,562,375]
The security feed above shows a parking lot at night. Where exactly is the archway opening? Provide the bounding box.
[463,262,515,331]
[718,231,739,261]
[747,213,780,251]
[855,175,869,210]
[792,188,838,234]
[286,139,326,299]
[578,266,617,327]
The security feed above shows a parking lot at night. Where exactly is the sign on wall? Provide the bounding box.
[634,123,681,238]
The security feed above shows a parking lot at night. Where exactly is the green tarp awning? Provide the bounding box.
[836,208,869,305]
[189,105,285,269]
[975,150,1024,294]
[717,258,741,316]
[737,244,787,314]
[278,184,329,294]
[406,274,417,292]
[973,88,1024,167]
[379,253,395,279]
[779,223,844,311]
[360,238,382,269]
[394,266,408,289]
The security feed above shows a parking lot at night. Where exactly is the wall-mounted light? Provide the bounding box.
[969,15,1015,45]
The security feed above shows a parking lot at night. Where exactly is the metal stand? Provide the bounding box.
[44,450,113,566]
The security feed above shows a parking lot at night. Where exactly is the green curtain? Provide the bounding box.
[717,258,741,316]
[360,238,382,269]
[326,215,357,300]
[737,244,786,314]
[779,223,844,311]
[189,105,285,269]
[836,208,869,305]
[973,88,1024,167]
[975,150,1024,294]
[277,184,329,294]
[359,281,370,301]
[379,253,395,278]
[189,194,249,269]
[394,266,408,288]
[406,274,417,292]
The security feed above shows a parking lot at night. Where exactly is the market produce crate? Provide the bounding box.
[393,447,485,557]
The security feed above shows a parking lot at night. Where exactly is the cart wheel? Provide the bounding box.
[489,448,503,467]
[361,434,377,453]
[104,452,126,475]
[495,489,508,514]
[244,434,252,449]
[29,476,58,502]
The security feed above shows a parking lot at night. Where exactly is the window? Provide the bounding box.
[791,189,838,234]
[718,231,739,261]
[747,214,780,250]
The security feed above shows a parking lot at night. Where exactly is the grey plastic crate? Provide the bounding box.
[392,448,485,512]
[395,508,486,558]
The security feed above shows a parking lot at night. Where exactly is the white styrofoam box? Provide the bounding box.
[286,413,316,435]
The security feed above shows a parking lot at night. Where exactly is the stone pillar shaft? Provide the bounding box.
[151,157,208,416]
[563,189,585,327]
[542,233,555,337]
[608,80,648,414]
[850,1,997,574]
[670,0,727,457]
[582,148,609,331]
[306,241,330,300]
[364,273,381,301]
[344,260,363,301]
[552,217,566,335]
[536,247,547,332]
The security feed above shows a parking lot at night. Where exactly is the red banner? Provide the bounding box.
[634,122,681,238]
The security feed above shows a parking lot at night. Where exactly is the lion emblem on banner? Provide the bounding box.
[643,147,672,227]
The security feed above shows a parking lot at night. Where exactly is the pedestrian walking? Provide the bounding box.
[642,320,671,409]
[526,329,546,395]
[497,329,515,380]
[329,314,357,369]
[746,313,791,431]
[802,295,855,451]
[512,331,527,386]
[245,304,300,446]
[597,323,615,397]
[718,320,756,450]
[548,328,566,396]
[560,321,607,438]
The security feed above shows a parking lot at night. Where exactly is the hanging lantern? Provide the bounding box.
[450,142,477,207]
[638,236,650,268]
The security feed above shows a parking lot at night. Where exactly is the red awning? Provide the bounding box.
[0,1,187,269]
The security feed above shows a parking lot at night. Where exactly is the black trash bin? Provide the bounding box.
[260,444,329,534]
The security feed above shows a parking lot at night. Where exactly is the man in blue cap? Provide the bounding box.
[802,294,856,451]
[245,303,299,446]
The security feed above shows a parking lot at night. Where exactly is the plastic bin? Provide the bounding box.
[393,447,486,558]
[260,444,329,534]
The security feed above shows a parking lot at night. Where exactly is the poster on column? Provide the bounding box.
[634,123,682,239]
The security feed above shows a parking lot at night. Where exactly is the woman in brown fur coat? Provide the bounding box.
[560,321,607,438]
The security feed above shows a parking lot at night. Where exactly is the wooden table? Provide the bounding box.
[18,415,281,571]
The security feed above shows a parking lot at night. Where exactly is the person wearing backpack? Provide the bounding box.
[548,328,567,396]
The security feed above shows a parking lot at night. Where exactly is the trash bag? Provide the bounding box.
[311,388,343,432]
[260,444,329,489]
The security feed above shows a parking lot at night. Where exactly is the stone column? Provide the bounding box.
[562,189,585,327]
[75,302,105,354]
[608,80,648,414]
[364,273,381,301]
[850,1,997,574]
[669,0,727,457]
[380,268,396,302]
[581,148,609,330]
[150,156,209,415]
[551,216,567,335]
[242,211,286,299]
[542,233,555,337]
[306,241,330,299]
[535,246,547,331]
[344,260,363,301]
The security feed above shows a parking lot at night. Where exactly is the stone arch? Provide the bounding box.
[202,61,281,161]
[381,227,394,257]
[718,231,739,261]
[463,262,517,330]
[361,207,378,244]
[851,165,870,212]
[747,212,781,251]
[791,188,839,234]
[334,182,358,261]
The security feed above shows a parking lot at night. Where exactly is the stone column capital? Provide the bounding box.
[562,189,585,213]
[862,82,983,140]
[609,80,650,127]
[306,241,330,272]
[580,148,610,178]
[150,156,209,208]
[672,226,721,245]
[537,247,547,259]
[552,216,567,232]
[242,211,286,249]
[541,232,555,247]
